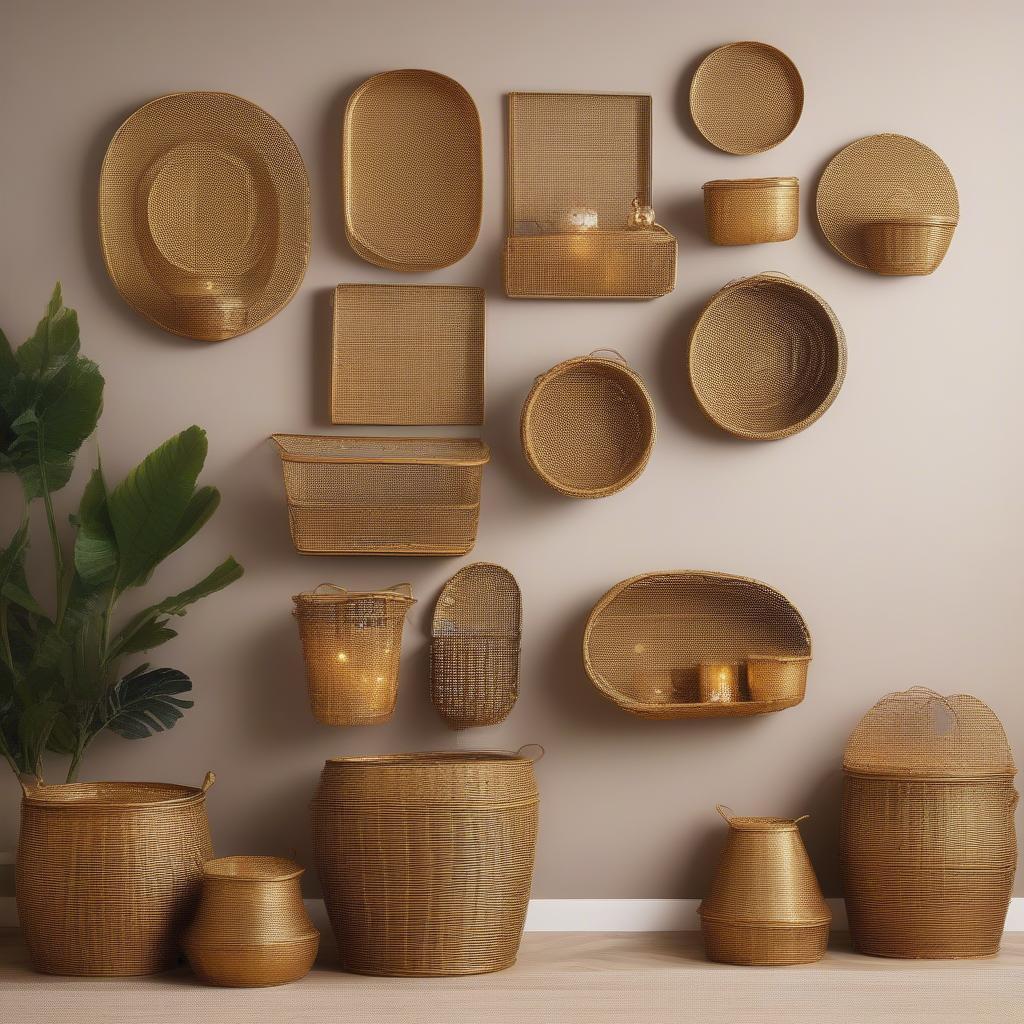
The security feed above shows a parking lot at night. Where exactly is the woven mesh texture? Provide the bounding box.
[521,355,655,498]
[17,780,213,976]
[841,689,1017,959]
[863,217,957,276]
[690,42,803,155]
[703,178,799,245]
[311,753,539,976]
[816,134,959,271]
[331,284,484,425]
[688,273,846,441]
[183,857,319,987]
[343,70,481,271]
[293,586,415,725]
[99,91,309,341]
[583,571,812,719]
[431,563,522,730]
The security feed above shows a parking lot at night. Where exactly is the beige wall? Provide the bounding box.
[1,0,1021,899]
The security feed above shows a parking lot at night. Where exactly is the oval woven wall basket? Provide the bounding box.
[99,91,310,341]
[583,571,812,719]
[688,273,846,440]
[521,351,656,498]
[431,563,522,729]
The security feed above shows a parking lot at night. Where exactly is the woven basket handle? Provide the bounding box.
[201,771,216,793]
[310,582,413,599]
[759,271,792,279]
[516,744,546,763]
[589,348,629,365]
[18,774,42,798]
[715,804,734,823]
[793,814,810,825]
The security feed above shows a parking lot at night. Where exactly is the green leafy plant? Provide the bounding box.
[0,285,242,781]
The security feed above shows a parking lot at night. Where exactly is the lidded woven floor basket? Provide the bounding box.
[703,178,799,245]
[841,688,1018,959]
[16,773,215,976]
[699,805,831,965]
[293,583,415,725]
[431,563,522,729]
[311,750,540,976]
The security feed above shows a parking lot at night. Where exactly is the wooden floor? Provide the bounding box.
[3,928,1022,1024]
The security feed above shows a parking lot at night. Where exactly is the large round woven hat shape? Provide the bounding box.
[688,273,846,440]
[343,69,482,271]
[99,92,310,341]
[841,688,1017,959]
[690,42,804,155]
[521,351,656,498]
[16,773,215,976]
[816,133,959,272]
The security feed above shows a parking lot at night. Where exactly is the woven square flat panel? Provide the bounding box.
[331,284,484,425]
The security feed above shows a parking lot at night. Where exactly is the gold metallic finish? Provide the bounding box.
[746,655,811,703]
[703,177,799,245]
[863,216,957,276]
[698,663,741,703]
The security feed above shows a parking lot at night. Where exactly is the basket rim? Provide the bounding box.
[20,778,210,809]
[323,750,538,768]
[864,214,959,228]
[703,176,799,190]
[271,434,490,466]
[698,911,833,928]
[293,587,416,606]
[202,855,305,882]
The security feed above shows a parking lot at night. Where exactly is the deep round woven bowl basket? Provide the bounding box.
[310,751,540,976]
[16,774,215,976]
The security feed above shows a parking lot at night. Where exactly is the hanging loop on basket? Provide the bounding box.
[589,348,629,365]
[201,771,216,793]
[715,804,734,823]
[759,270,793,279]
[793,814,811,825]
[516,743,545,763]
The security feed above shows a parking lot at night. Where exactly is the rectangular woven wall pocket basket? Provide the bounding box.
[271,435,489,556]
[331,284,484,425]
[504,92,676,299]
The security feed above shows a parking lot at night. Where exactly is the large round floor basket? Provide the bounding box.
[310,750,540,976]
[841,689,1018,959]
[16,773,215,976]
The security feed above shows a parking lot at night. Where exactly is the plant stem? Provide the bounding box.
[40,467,67,627]
[0,600,13,672]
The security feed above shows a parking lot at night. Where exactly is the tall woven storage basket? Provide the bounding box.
[841,689,1018,959]
[16,773,215,976]
[311,751,540,976]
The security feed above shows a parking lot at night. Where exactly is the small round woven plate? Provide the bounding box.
[816,133,959,270]
[690,42,803,155]
[688,273,846,441]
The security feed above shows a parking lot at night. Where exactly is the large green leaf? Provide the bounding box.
[16,284,81,379]
[73,465,118,587]
[101,667,193,739]
[0,519,45,616]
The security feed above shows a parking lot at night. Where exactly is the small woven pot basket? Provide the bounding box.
[292,584,415,726]
[841,688,1018,959]
[521,351,656,498]
[703,178,799,245]
[862,216,957,276]
[16,773,215,976]
[311,749,541,977]
[699,805,831,966]
[431,563,522,729]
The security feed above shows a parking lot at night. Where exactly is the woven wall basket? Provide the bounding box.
[293,583,415,726]
[504,92,676,299]
[688,272,846,440]
[310,750,541,976]
[841,688,1017,959]
[16,773,215,976]
[583,571,811,719]
[331,284,484,426]
[271,435,489,555]
[343,69,482,271]
[699,805,831,966]
[703,178,799,245]
[521,351,655,498]
[431,563,522,729]
[99,91,310,341]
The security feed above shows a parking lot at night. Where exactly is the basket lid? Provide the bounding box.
[271,434,489,466]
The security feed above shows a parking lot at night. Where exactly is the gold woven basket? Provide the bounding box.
[862,216,957,276]
[703,178,799,245]
[99,92,309,341]
[271,435,489,555]
[343,69,482,271]
[841,688,1018,959]
[504,92,676,299]
[688,273,846,440]
[183,856,319,987]
[521,351,656,498]
[332,284,484,425]
[431,563,522,730]
[310,750,541,976]
[583,571,811,719]
[699,805,831,966]
[17,773,215,976]
[293,584,416,726]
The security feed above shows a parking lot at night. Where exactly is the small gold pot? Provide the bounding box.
[702,177,799,245]
[698,662,740,703]
[746,655,810,702]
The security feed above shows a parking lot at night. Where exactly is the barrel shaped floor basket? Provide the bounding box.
[431,563,522,729]
[293,584,415,725]
[841,689,1018,959]
[17,773,215,976]
[311,751,540,976]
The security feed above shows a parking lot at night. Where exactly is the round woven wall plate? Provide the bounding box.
[816,133,959,271]
[690,42,803,155]
[689,273,846,441]
[98,92,310,342]
[521,352,656,498]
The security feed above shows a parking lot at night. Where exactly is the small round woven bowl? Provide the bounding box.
[862,216,957,276]
[703,178,799,245]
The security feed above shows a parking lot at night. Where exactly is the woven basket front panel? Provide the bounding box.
[702,920,829,966]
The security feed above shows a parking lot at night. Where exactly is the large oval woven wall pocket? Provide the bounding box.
[99,91,310,341]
